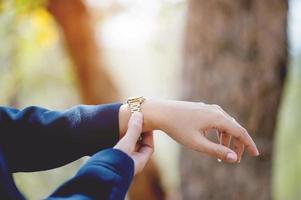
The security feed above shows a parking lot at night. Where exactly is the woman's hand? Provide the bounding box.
[115,112,154,175]
[119,99,259,164]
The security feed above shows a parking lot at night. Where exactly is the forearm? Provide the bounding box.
[0,104,121,172]
[48,148,134,200]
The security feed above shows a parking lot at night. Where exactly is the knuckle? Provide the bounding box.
[213,104,220,109]
[214,111,225,122]
[238,127,248,138]
[212,104,227,114]
[211,104,222,111]
[210,104,217,110]
[242,127,248,135]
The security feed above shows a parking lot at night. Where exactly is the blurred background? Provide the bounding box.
[0,0,300,199]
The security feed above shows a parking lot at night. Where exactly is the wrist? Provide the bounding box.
[118,98,161,139]
[140,98,161,131]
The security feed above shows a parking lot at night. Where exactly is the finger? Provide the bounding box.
[232,138,244,163]
[214,104,233,121]
[216,131,231,147]
[204,130,208,137]
[221,132,231,147]
[196,135,238,163]
[210,105,259,156]
[214,105,242,137]
[133,131,154,175]
[123,112,143,146]
[134,141,141,152]
[114,112,143,153]
[213,114,259,156]
[138,131,154,156]
[216,131,222,162]
[216,130,222,142]
[133,132,154,155]
[216,131,231,162]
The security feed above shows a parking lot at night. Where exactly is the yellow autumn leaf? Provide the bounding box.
[32,8,58,48]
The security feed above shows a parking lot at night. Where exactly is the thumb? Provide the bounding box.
[124,112,143,145]
[114,112,143,153]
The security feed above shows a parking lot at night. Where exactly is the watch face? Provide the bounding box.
[128,96,143,101]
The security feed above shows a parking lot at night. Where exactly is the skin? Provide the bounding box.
[114,112,153,175]
[118,99,259,174]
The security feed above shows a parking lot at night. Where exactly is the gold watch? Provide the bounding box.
[126,96,145,113]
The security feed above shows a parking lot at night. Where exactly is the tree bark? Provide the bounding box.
[47,1,165,199]
[180,1,287,199]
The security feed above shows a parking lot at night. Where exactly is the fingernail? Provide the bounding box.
[226,152,237,162]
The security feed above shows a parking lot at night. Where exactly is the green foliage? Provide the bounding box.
[273,56,301,200]
[0,0,79,107]
[2,0,47,14]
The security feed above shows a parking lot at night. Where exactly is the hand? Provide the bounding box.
[150,100,259,163]
[115,112,154,175]
[119,99,259,163]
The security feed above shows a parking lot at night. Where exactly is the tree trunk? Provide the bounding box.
[47,0,119,104]
[180,1,287,200]
[47,1,165,200]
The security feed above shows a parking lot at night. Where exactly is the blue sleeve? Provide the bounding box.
[0,103,122,173]
[47,148,134,200]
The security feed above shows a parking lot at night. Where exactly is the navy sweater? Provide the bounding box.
[0,103,134,200]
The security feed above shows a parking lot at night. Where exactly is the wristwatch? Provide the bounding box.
[126,96,145,113]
